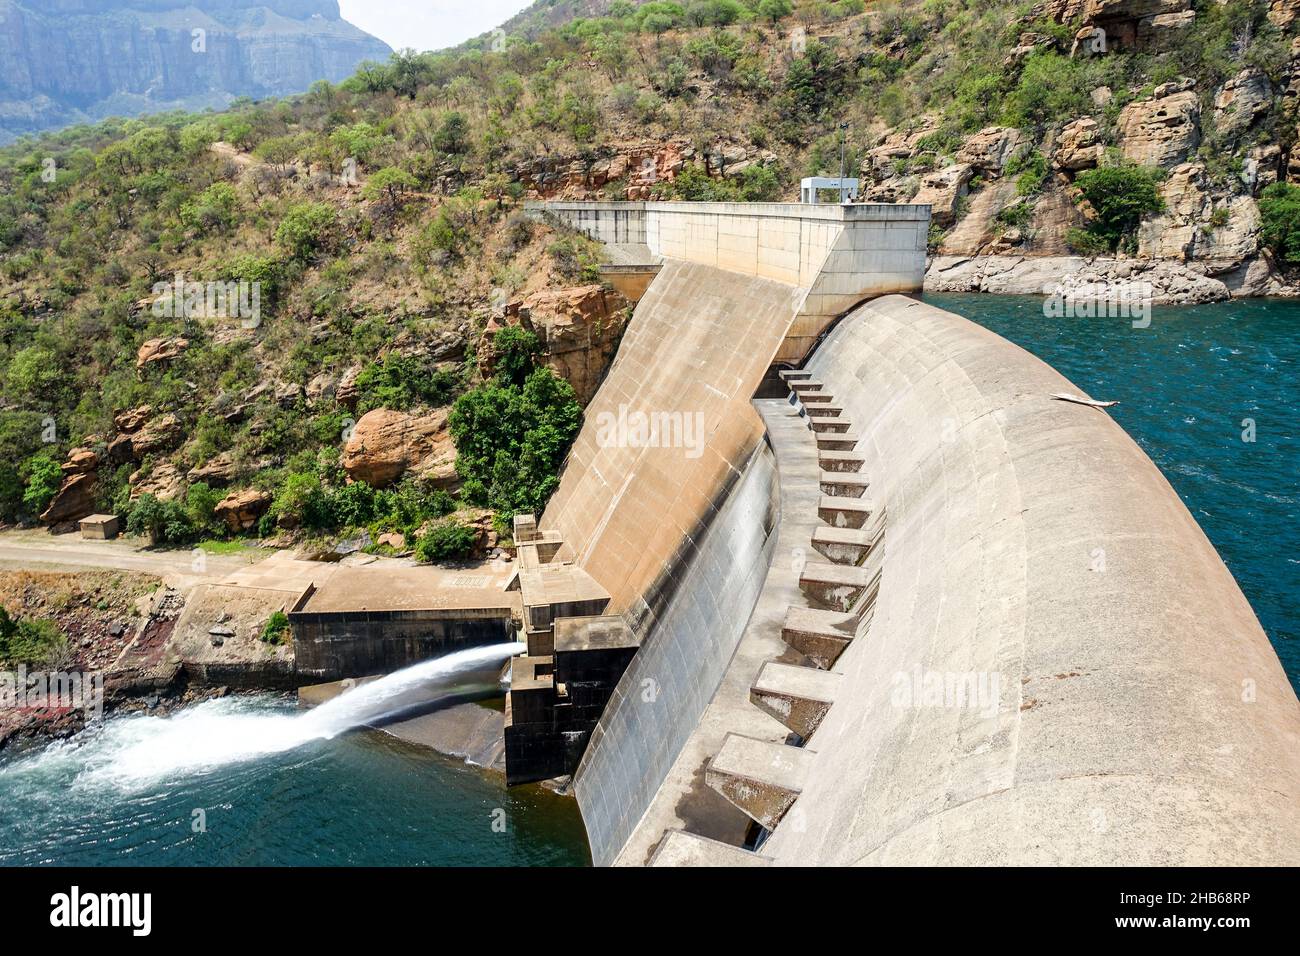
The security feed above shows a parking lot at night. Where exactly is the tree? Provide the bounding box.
[274,202,340,260]
[758,0,792,24]
[362,167,418,205]
[1259,182,1300,266]
[1073,164,1165,252]
[21,453,61,518]
[415,519,477,562]
[432,112,471,155]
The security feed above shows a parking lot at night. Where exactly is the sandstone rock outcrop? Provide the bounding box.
[341,408,456,488]
[39,447,100,524]
[189,453,237,486]
[130,413,183,457]
[129,461,184,501]
[1117,84,1200,167]
[955,127,1023,174]
[214,489,272,532]
[1213,69,1272,139]
[483,285,632,404]
[911,163,974,226]
[1270,0,1300,29]
[39,472,96,524]
[136,337,188,373]
[1053,118,1105,171]
[113,405,152,433]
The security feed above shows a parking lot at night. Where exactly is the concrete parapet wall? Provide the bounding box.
[757,295,1300,865]
[526,201,929,363]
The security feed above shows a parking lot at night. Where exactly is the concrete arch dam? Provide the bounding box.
[507,202,1300,867]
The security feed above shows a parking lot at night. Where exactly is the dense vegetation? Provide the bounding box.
[0,607,66,667]
[0,0,1292,556]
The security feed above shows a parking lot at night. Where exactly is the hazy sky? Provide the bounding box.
[337,0,533,54]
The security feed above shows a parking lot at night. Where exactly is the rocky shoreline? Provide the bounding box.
[925,253,1298,304]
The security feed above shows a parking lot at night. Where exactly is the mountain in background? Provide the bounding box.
[0,0,391,142]
[495,0,629,38]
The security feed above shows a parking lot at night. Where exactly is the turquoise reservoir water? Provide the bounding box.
[926,294,1299,694]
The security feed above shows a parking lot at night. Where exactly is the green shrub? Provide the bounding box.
[0,608,66,666]
[1259,182,1300,266]
[415,518,478,562]
[354,354,459,413]
[21,453,62,518]
[275,202,340,261]
[260,610,290,645]
[450,368,583,519]
[1071,164,1164,253]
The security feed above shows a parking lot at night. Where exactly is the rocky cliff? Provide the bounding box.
[0,0,390,142]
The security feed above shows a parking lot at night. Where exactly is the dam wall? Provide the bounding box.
[573,442,780,864]
[541,258,796,616]
[527,201,929,362]
[745,296,1300,865]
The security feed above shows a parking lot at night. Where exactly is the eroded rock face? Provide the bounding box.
[955,127,1023,175]
[40,472,96,524]
[1213,69,1272,139]
[0,1,392,143]
[1270,0,1300,29]
[214,489,272,532]
[484,285,632,404]
[189,453,237,486]
[1137,163,1261,271]
[1118,85,1200,167]
[62,447,98,475]
[130,413,183,457]
[911,163,974,227]
[129,461,183,501]
[340,408,456,488]
[1054,118,1105,171]
[113,405,152,433]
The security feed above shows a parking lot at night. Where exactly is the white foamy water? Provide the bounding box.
[0,642,524,792]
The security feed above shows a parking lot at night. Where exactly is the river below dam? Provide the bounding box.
[0,644,590,866]
[928,293,1299,694]
[0,294,1294,867]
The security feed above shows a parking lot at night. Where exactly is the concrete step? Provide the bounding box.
[812,524,882,564]
[779,369,812,382]
[818,495,875,529]
[750,661,843,740]
[649,829,772,867]
[799,560,872,612]
[816,432,861,451]
[705,733,814,830]
[799,391,834,403]
[819,471,869,498]
[809,417,852,434]
[789,378,822,391]
[782,606,859,669]
[804,404,844,418]
[819,449,864,472]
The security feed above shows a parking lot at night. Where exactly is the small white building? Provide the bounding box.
[800,176,859,204]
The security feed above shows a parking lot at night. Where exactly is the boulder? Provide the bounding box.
[1270,0,1300,29]
[214,489,272,532]
[1213,69,1272,139]
[135,337,188,373]
[306,371,338,405]
[955,127,1023,174]
[188,453,237,486]
[341,408,456,488]
[129,462,183,502]
[39,472,96,524]
[104,433,135,465]
[1117,86,1200,167]
[1195,197,1262,274]
[1137,163,1206,260]
[130,413,182,457]
[910,163,974,227]
[113,405,152,433]
[61,447,97,475]
[1053,118,1105,171]
[335,365,362,409]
